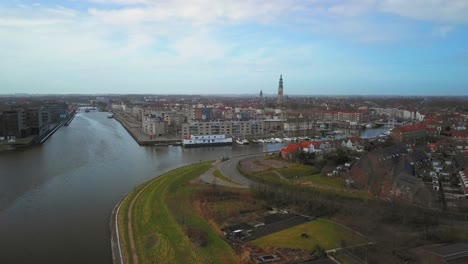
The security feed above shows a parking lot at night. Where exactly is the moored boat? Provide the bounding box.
[182,134,232,147]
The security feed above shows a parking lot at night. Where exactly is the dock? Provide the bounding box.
[112,112,182,146]
[36,123,63,144]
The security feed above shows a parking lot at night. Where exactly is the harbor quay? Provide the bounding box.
[112,111,181,146]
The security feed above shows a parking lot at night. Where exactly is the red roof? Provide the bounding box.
[281,141,321,154]
[451,131,468,138]
[428,143,438,151]
[312,110,368,114]
[423,118,441,125]
[396,124,427,132]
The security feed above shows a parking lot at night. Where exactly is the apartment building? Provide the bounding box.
[181,120,264,138]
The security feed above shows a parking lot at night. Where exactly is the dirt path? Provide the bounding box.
[126,182,153,264]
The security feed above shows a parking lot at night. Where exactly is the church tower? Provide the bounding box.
[277,75,284,106]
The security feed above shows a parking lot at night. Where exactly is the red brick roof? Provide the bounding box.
[396,124,427,132]
[451,131,468,139]
[423,118,441,124]
[313,110,369,114]
[428,143,438,151]
[281,142,321,154]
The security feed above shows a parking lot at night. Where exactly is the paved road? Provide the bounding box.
[198,160,246,188]
[218,155,263,187]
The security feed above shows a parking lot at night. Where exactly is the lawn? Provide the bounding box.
[213,169,241,186]
[118,162,239,264]
[302,174,344,188]
[251,219,367,250]
[276,164,320,179]
[244,164,370,201]
[329,250,363,264]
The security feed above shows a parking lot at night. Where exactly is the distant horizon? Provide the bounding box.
[1,93,467,98]
[0,1,467,95]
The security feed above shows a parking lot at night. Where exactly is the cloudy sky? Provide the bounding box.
[0,0,467,95]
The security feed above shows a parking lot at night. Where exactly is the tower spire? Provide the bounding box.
[277,74,284,106]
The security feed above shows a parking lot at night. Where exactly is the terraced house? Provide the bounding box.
[391,124,427,143]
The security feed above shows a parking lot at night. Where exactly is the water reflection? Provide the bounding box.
[0,112,284,264]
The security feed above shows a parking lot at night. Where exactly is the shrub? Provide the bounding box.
[185,227,209,247]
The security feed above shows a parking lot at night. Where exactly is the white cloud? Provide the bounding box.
[88,0,304,25]
[379,0,468,23]
[89,0,150,4]
[0,18,63,27]
[173,32,231,60]
[432,25,454,37]
[328,0,376,17]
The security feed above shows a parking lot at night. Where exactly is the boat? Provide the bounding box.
[182,134,232,148]
[106,113,113,118]
[274,138,283,143]
[257,139,265,143]
[85,109,90,113]
[236,138,244,145]
[242,139,249,145]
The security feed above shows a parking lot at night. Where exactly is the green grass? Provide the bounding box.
[213,170,241,186]
[302,174,344,188]
[251,219,367,250]
[118,183,149,264]
[276,165,320,179]
[249,165,369,200]
[330,250,363,264]
[119,162,239,264]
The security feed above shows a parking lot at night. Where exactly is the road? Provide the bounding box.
[217,154,263,187]
[197,160,246,188]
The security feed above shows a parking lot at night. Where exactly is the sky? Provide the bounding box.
[0,0,467,95]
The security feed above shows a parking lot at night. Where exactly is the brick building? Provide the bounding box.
[391,124,427,143]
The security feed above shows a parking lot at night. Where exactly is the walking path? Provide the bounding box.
[111,152,275,263]
[197,153,267,188]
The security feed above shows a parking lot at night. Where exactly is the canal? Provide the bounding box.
[0,112,282,264]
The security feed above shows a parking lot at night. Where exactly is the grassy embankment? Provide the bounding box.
[251,219,367,251]
[241,162,370,200]
[213,169,241,186]
[118,162,239,264]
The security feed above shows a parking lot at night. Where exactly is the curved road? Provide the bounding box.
[111,152,272,264]
[218,154,264,187]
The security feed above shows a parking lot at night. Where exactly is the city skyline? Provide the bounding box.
[1,1,467,95]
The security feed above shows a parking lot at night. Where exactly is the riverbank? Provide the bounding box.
[112,161,239,264]
[112,111,181,146]
[0,135,37,152]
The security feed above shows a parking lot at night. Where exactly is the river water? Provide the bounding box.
[0,112,282,264]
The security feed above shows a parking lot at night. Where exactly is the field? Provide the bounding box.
[118,162,239,264]
[241,158,370,200]
[251,219,367,250]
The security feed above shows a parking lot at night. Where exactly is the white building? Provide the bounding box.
[142,115,166,136]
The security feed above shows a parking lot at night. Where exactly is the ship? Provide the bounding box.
[182,134,233,148]
[107,113,113,118]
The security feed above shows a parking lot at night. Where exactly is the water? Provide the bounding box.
[359,127,391,139]
[0,112,282,264]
